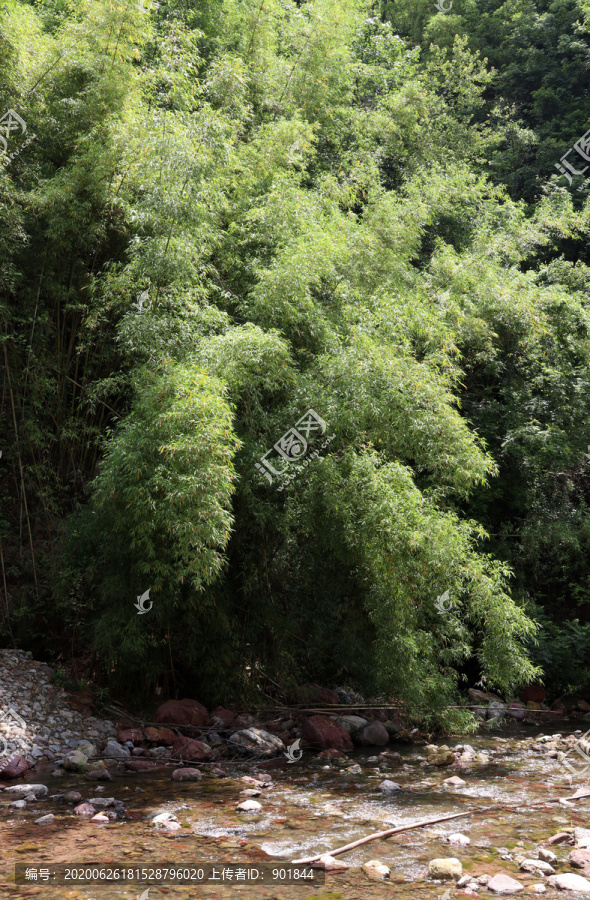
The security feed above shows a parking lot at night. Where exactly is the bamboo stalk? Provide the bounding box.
[291,810,475,865]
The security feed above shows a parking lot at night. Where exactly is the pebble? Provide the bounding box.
[34,814,55,825]
[362,860,390,879]
[236,799,262,812]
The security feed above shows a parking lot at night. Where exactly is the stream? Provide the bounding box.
[1,723,589,899]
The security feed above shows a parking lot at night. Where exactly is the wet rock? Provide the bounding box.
[487,873,525,893]
[63,750,88,771]
[102,740,130,760]
[362,860,390,880]
[229,728,285,757]
[427,749,456,766]
[84,797,115,808]
[549,833,575,845]
[378,780,401,792]
[317,748,347,759]
[240,789,261,797]
[144,726,176,745]
[316,854,348,871]
[344,763,362,774]
[428,858,463,880]
[64,791,82,802]
[232,713,257,730]
[154,698,209,727]
[302,716,353,751]
[116,728,144,745]
[3,783,48,798]
[569,849,590,869]
[539,849,558,865]
[334,715,368,734]
[354,720,389,746]
[520,859,556,876]
[444,775,467,786]
[85,767,112,781]
[0,754,31,779]
[506,703,526,720]
[152,812,178,826]
[171,768,202,781]
[548,873,590,891]
[35,814,55,824]
[209,707,236,728]
[378,751,401,765]
[236,799,262,812]
[448,833,471,846]
[74,803,96,816]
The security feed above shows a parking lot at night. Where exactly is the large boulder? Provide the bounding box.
[210,707,236,728]
[428,858,463,880]
[468,688,503,704]
[302,715,353,751]
[154,698,209,727]
[354,720,389,746]
[289,684,340,706]
[570,850,590,870]
[333,715,368,734]
[520,685,546,703]
[172,736,213,762]
[487,874,525,893]
[144,726,176,745]
[117,728,144,745]
[548,874,590,891]
[0,754,30,779]
[229,728,285,757]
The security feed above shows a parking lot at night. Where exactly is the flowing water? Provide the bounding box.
[1,724,588,900]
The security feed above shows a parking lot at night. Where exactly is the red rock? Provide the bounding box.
[570,849,590,869]
[172,737,213,762]
[171,767,202,781]
[0,754,30,779]
[116,728,145,744]
[520,685,546,703]
[144,726,176,745]
[125,760,159,772]
[154,698,209,727]
[302,715,353,750]
[74,803,97,816]
[289,684,340,706]
[548,832,575,845]
[210,707,236,727]
[317,748,347,759]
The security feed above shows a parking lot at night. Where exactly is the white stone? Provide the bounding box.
[236,799,262,812]
[548,874,590,891]
[447,833,471,846]
[362,860,390,879]
[428,858,463,880]
[520,859,555,875]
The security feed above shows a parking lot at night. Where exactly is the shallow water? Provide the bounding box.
[1,724,589,900]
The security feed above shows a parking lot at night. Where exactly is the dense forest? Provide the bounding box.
[3,0,590,724]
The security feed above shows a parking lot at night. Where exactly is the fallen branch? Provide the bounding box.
[290,809,476,865]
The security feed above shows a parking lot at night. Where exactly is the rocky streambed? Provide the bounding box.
[3,652,590,898]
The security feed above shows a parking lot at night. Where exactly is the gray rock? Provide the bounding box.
[3,783,48,798]
[379,780,401,792]
[171,768,202,782]
[334,715,368,734]
[354,721,389,746]
[487,874,525,893]
[548,874,590,891]
[11,799,27,809]
[63,750,88,771]
[84,797,115,809]
[229,728,285,757]
[77,741,97,758]
[102,740,130,759]
[35,814,55,824]
[520,859,556,876]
